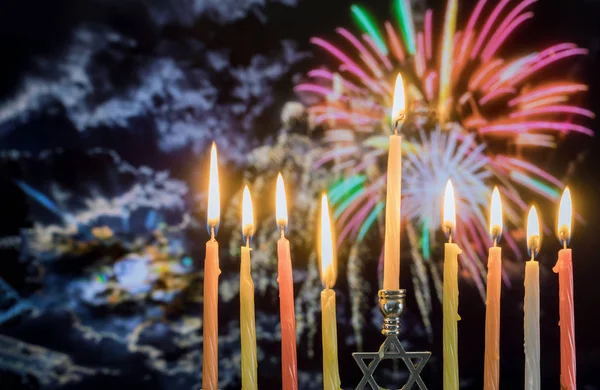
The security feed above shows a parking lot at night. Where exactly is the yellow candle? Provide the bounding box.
[442,180,461,390]
[203,142,221,390]
[383,73,405,290]
[484,187,503,390]
[240,186,257,390]
[525,206,541,390]
[319,194,341,390]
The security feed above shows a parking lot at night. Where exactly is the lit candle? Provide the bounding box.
[319,194,341,390]
[203,142,221,390]
[484,187,503,390]
[442,179,461,390]
[240,185,258,390]
[552,188,576,390]
[525,206,541,390]
[276,173,298,390]
[383,73,405,290]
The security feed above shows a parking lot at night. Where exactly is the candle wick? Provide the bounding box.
[493,237,497,247]
[393,116,404,135]
[280,226,285,239]
[246,236,250,248]
[560,232,568,250]
[210,225,216,242]
[446,227,453,244]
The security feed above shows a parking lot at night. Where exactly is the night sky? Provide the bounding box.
[0,0,599,389]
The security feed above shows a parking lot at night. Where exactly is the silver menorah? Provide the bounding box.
[353,289,431,390]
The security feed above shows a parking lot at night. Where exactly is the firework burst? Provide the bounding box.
[296,0,592,335]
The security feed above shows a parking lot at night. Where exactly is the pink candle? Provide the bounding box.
[203,238,220,390]
[276,173,298,390]
[203,142,221,390]
[484,187,503,390]
[554,248,575,389]
[484,246,501,390]
[553,187,576,389]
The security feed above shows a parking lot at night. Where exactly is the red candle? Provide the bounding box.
[276,173,298,390]
[553,187,576,390]
[203,142,221,390]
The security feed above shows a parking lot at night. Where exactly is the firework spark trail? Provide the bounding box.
[297,0,593,331]
[481,0,538,61]
[481,12,535,61]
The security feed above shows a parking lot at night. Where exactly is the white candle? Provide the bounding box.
[524,206,541,390]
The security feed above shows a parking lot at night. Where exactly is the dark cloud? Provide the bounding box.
[0,0,307,162]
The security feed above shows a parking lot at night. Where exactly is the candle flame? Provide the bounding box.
[207,142,220,234]
[527,206,541,259]
[242,185,254,242]
[489,187,503,243]
[319,193,336,288]
[391,73,406,128]
[557,187,572,246]
[276,173,288,229]
[443,179,456,238]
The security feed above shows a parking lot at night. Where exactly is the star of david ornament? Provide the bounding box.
[353,290,431,390]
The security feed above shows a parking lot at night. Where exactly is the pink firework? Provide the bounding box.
[295,0,592,333]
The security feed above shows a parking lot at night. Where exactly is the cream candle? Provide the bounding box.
[319,194,341,390]
[383,73,405,290]
[203,142,221,390]
[525,206,541,390]
[240,186,257,390]
[442,180,461,390]
[484,187,503,390]
[275,173,298,390]
[553,187,576,390]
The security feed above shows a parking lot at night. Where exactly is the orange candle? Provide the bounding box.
[484,187,503,390]
[276,173,298,390]
[553,187,576,390]
[203,142,221,390]
[383,73,405,290]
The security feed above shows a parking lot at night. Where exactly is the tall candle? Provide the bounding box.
[240,186,258,390]
[276,173,298,390]
[553,187,576,390]
[383,73,405,290]
[442,180,461,390]
[484,187,503,390]
[319,194,341,390]
[524,206,541,390]
[203,142,221,390]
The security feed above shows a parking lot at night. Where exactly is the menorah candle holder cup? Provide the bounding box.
[379,289,406,336]
[353,289,431,390]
